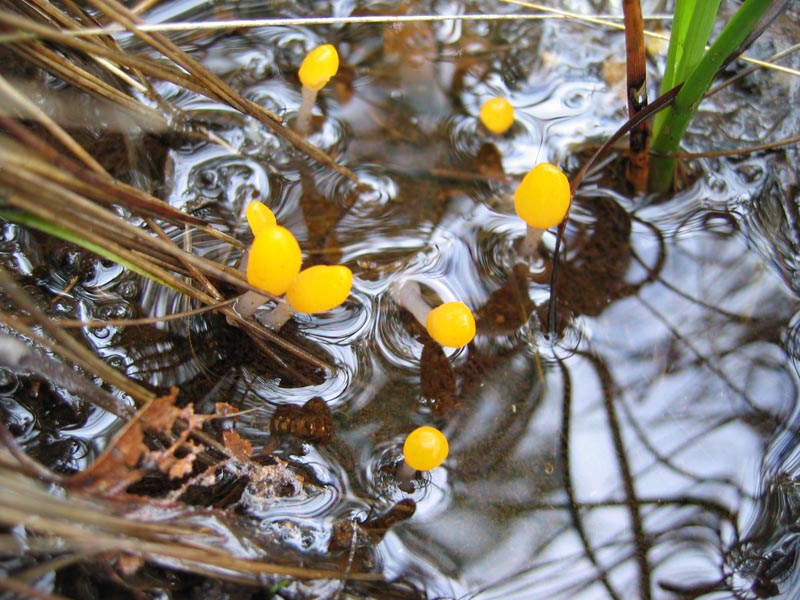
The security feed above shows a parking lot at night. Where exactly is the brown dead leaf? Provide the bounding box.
[474,143,506,180]
[115,552,144,577]
[475,263,536,335]
[222,429,253,460]
[70,387,212,496]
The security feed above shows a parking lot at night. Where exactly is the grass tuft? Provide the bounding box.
[649,0,780,192]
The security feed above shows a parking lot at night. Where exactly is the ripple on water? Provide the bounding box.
[373,249,478,372]
[175,151,270,222]
[361,438,451,517]
[238,339,354,408]
[329,165,400,217]
[6,2,798,597]
[444,108,545,178]
[473,209,528,283]
[0,396,34,442]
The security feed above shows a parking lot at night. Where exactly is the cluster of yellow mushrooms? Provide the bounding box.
[236,201,353,329]
[241,44,573,490]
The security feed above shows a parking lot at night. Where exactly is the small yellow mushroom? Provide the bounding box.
[296,44,340,135]
[246,226,303,295]
[298,44,340,91]
[426,302,476,349]
[287,265,352,314]
[396,426,449,491]
[390,280,476,348]
[235,225,302,319]
[479,97,515,134]
[514,162,571,258]
[245,201,277,236]
[260,264,353,330]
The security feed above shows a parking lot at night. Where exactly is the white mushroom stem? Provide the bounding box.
[229,249,269,320]
[395,460,417,493]
[255,298,297,330]
[518,225,545,259]
[234,291,271,320]
[390,280,432,328]
[296,85,319,135]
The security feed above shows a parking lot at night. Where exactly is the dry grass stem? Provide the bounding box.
[0,460,380,582]
[0,267,152,409]
[0,74,107,173]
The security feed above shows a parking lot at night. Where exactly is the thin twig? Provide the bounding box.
[655,134,800,159]
[0,12,676,41]
[557,358,623,600]
[0,265,153,406]
[582,351,652,600]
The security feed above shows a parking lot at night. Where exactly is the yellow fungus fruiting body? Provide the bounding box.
[286,265,353,314]
[246,226,302,296]
[298,44,339,92]
[480,97,515,134]
[426,301,476,348]
[403,426,449,471]
[514,162,572,230]
[246,201,277,236]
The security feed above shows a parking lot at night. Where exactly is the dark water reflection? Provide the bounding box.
[2,1,800,599]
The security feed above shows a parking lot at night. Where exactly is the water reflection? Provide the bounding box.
[2,1,799,598]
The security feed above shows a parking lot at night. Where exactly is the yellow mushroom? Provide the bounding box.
[235,225,302,319]
[296,44,339,135]
[426,302,476,348]
[514,162,571,258]
[396,426,449,491]
[390,280,476,348]
[479,97,515,135]
[260,264,353,329]
[245,201,277,236]
[246,226,303,295]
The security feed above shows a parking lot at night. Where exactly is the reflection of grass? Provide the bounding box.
[649,0,777,192]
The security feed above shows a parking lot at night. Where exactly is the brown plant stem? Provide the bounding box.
[622,0,650,192]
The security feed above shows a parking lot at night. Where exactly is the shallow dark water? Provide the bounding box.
[2,1,800,599]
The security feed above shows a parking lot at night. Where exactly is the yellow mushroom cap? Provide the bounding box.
[246,201,277,236]
[298,44,339,92]
[479,97,515,134]
[246,226,302,295]
[403,426,449,471]
[513,162,571,230]
[286,264,353,314]
[426,301,476,348]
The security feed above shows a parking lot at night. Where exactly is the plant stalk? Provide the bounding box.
[649,0,774,192]
[622,0,650,192]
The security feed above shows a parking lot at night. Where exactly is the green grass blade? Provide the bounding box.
[650,0,774,192]
[0,210,172,288]
[674,0,723,81]
[654,0,722,140]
